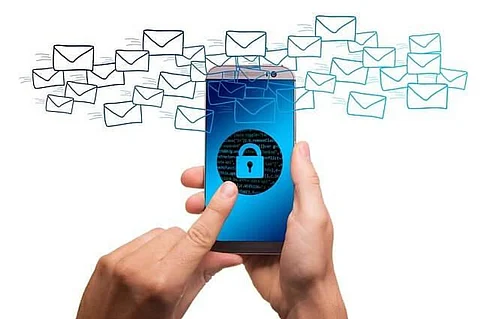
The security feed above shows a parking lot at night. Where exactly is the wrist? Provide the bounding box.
[282,274,347,319]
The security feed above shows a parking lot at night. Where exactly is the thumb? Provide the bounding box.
[290,142,329,223]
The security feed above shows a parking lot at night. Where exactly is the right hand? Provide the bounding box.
[181,142,348,319]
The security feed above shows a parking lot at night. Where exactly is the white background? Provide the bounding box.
[1,0,480,318]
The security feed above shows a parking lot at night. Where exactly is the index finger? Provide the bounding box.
[160,181,238,280]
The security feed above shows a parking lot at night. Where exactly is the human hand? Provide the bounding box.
[181,142,347,319]
[76,182,242,319]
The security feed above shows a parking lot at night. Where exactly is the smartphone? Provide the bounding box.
[205,65,295,254]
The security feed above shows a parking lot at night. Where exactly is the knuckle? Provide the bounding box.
[187,222,213,249]
[113,259,138,284]
[169,226,185,237]
[96,254,116,273]
[143,277,183,303]
[148,227,164,236]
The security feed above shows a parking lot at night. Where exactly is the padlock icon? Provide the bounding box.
[236,143,264,179]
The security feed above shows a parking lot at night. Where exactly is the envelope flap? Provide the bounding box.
[33,68,59,81]
[54,45,93,63]
[289,36,320,51]
[237,98,275,115]
[277,87,293,101]
[220,81,245,94]
[264,49,287,64]
[177,106,210,123]
[440,69,466,82]
[293,87,309,103]
[135,86,163,100]
[350,92,385,109]
[238,68,266,81]
[182,46,205,60]
[364,47,395,61]
[48,95,72,107]
[67,82,97,95]
[409,53,440,67]
[241,56,259,62]
[144,30,183,47]
[192,62,206,74]
[105,102,137,118]
[116,50,149,65]
[410,33,440,48]
[160,72,191,89]
[333,58,363,75]
[409,84,447,100]
[381,66,408,81]
[355,31,377,45]
[316,16,355,33]
[226,31,266,49]
[307,72,334,86]
[91,63,116,79]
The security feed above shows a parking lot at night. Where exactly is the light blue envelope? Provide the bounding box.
[362,47,396,68]
[330,58,369,85]
[287,36,322,58]
[436,68,468,90]
[315,15,357,42]
[407,53,441,75]
[348,31,378,53]
[174,106,214,133]
[409,33,441,53]
[347,91,387,119]
[380,66,417,91]
[305,72,336,93]
[234,97,275,123]
[407,83,448,109]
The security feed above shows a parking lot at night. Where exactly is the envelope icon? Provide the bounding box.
[207,81,236,106]
[347,91,386,119]
[380,66,417,91]
[115,50,150,72]
[277,86,315,112]
[315,15,357,42]
[175,106,214,133]
[132,86,164,108]
[287,36,322,58]
[363,47,396,68]
[32,67,64,89]
[190,62,207,82]
[142,30,184,56]
[261,48,297,71]
[53,45,94,71]
[348,31,378,53]
[237,56,261,68]
[104,101,142,127]
[45,94,74,114]
[407,53,441,74]
[234,97,275,123]
[157,72,196,99]
[407,83,448,109]
[176,45,206,67]
[225,31,267,57]
[87,63,125,88]
[330,58,369,84]
[64,81,97,104]
[205,53,234,72]
[409,33,441,53]
[218,81,246,99]
[436,68,468,90]
[305,72,336,93]
[236,67,269,89]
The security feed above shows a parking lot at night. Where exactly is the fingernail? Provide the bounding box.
[220,182,237,198]
[299,142,311,160]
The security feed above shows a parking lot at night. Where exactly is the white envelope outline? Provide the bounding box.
[305,72,336,93]
[363,47,396,67]
[205,53,232,68]
[32,68,64,89]
[409,33,441,53]
[348,92,386,118]
[407,53,441,74]
[87,63,125,87]
[436,69,467,89]
[277,87,315,111]
[262,49,297,70]
[176,45,206,67]
[225,31,267,56]
[158,72,196,98]
[64,81,97,103]
[46,95,74,114]
[53,45,94,70]
[330,58,368,84]
[142,30,184,55]
[287,36,322,57]
[407,84,448,109]
[315,15,356,41]
[190,62,207,82]
[175,106,214,132]
[348,31,378,52]
[380,66,416,91]
[104,102,142,127]
[115,50,149,71]
[133,86,164,107]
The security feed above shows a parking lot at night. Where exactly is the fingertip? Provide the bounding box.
[219,181,238,199]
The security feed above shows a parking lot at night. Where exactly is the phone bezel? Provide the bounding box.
[205,65,296,255]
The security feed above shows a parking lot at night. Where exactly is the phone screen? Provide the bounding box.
[205,69,295,242]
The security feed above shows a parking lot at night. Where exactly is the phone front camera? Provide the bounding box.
[271,71,277,78]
